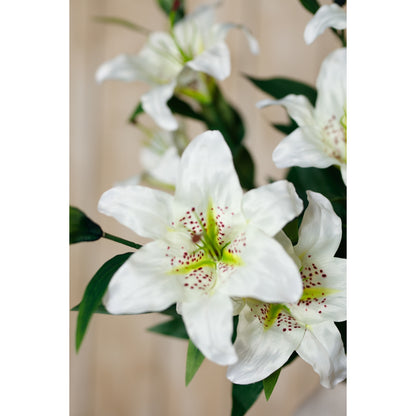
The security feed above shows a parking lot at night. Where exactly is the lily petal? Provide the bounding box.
[273,127,336,169]
[257,95,315,126]
[295,191,342,261]
[142,81,178,131]
[217,22,259,55]
[186,41,230,80]
[95,54,149,84]
[315,48,346,122]
[103,240,181,314]
[98,185,174,240]
[296,321,346,388]
[304,4,346,45]
[174,130,243,213]
[181,292,238,366]
[225,225,303,304]
[227,305,305,384]
[242,180,303,237]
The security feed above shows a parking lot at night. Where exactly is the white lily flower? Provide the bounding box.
[227,191,346,388]
[98,130,303,366]
[258,48,347,184]
[96,4,259,131]
[304,3,346,45]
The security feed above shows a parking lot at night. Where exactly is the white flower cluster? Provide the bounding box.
[95,2,347,389]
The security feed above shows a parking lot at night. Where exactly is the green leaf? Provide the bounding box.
[70,206,103,244]
[157,0,185,24]
[263,369,281,401]
[231,381,263,416]
[128,102,144,124]
[71,303,110,314]
[167,96,205,121]
[75,252,133,351]
[246,75,317,106]
[272,118,298,135]
[93,16,150,35]
[298,0,321,14]
[283,217,299,245]
[233,145,255,191]
[147,317,189,340]
[185,339,205,385]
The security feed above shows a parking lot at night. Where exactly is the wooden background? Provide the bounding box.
[70,0,346,414]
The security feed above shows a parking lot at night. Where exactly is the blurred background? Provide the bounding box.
[70,0,345,414]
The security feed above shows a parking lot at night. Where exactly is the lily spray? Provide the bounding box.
[98,130,304,365]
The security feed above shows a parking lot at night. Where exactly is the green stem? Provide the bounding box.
[103,232,142,249]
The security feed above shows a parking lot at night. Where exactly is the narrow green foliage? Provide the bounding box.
[148,317,189,340]
[93,16,150,35]
[128,102,144,124]
[185,339,205,385]
[231,381,263,416]
[71,303,110,314]
[70,206,103,244]
[263,369,281,401]
[75,252,133,351]
[298,0,321,14]
[246,75,317,106]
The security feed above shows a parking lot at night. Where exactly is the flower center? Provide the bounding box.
[167,201,244,293]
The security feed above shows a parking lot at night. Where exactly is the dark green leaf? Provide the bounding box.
[157,0,185,24]
[70,206,103,244]
[168,96,205,121]
[201,89,245,149]
[159,304,181,318]
[233,145,255,190]
[298,0,321,14]
[263,369,281,401]
[93,16,150,35]
[272,118,298,135]
[283,217,299,245]
[148,317,189,340]
[185,339,205,385]
[231,381,263,416]
[246,75,317,106]
[75,252,133,351]
[128,102,144,124]
[71,303,110,314]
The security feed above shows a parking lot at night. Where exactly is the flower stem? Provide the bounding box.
[102,232,142,250]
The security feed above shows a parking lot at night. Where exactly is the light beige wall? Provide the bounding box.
[70,1,343,415]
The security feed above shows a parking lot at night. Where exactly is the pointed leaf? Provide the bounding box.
[71,303,110,314]
[298,0,321,14]
[128,101,144,124]
[168,96,205,121]
[246,75,317,105]
[231,381,263,416]
[263,369,281,401]
[75,252,133,351]
[70,206,103,244]
[148,317,189,340]
[185,339,205,385]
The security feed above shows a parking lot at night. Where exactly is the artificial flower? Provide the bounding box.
[227,191,346,388]
[96,3,258,131]
[257,47,347,184]
[304,3,346,45]
[98,130,303,366]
